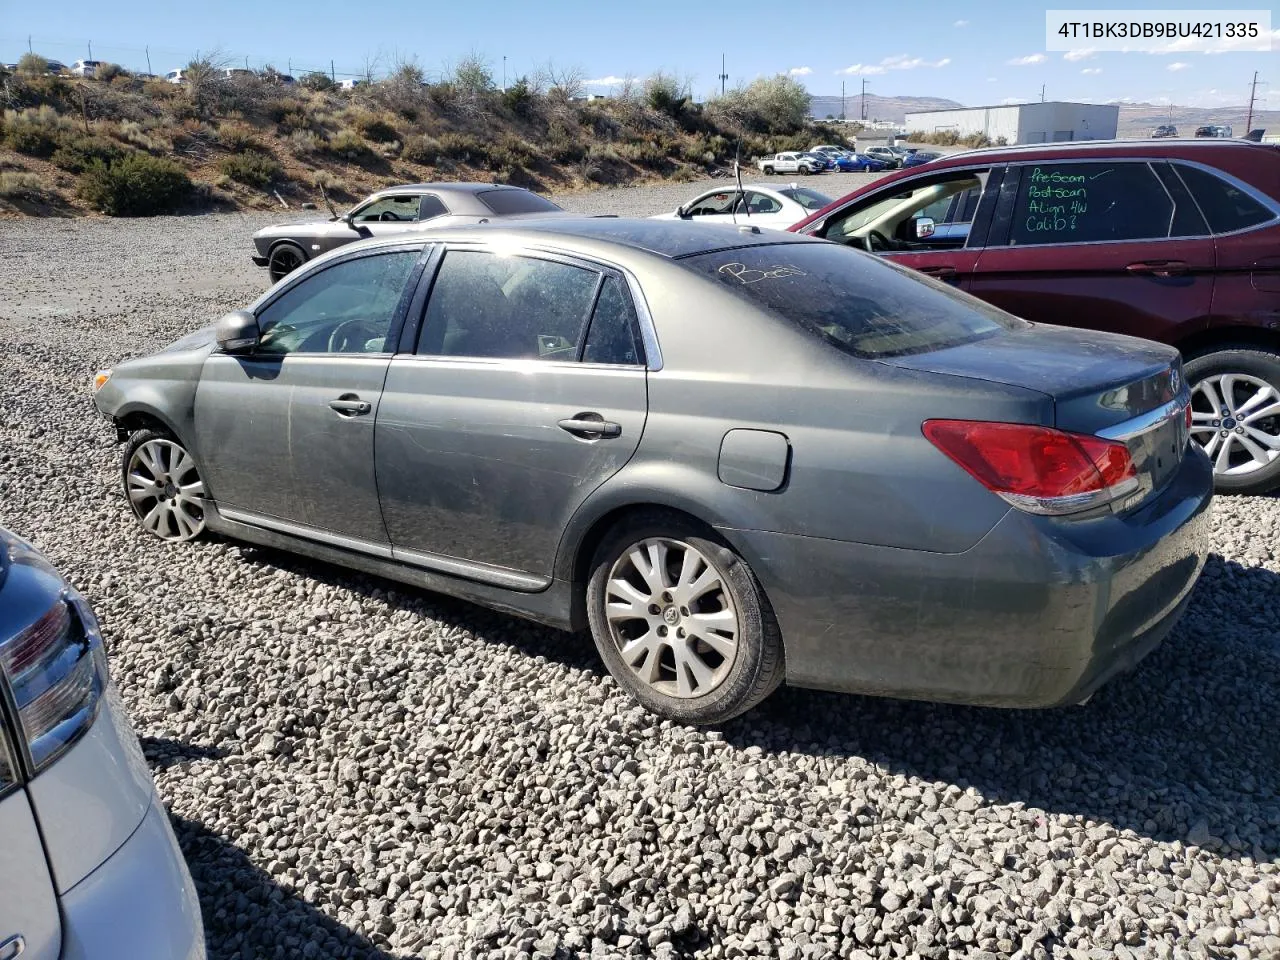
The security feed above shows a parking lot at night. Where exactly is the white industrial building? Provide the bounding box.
[903,102,1119,145]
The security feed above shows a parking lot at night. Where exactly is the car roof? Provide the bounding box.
[335,217,822,262]
[923,137,1274,165]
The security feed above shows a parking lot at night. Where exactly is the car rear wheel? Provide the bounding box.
[1185,346,1280,495]
[763,166,775,175]
[586,512,784,725]
[267,242,306,283]
[122,429,206,541]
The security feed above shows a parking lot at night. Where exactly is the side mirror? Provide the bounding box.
[677,206,691,219]
[912,217,936,240]
[215,310,260,353]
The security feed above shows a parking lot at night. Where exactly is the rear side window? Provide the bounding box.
[680,242,1023,360]
[778,187,832,211]
[1008,162,1174,245]
[1175,164,1275,234]
[582,277,644,365]
[418,194,448,220]
[476,189,562,215]
[419,250,599,360]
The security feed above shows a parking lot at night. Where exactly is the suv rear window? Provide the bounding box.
[679,242,1023,360]
[1175,164,1275,234]
[477,189,562,215]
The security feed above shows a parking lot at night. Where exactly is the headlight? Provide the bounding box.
[93,368,112,392]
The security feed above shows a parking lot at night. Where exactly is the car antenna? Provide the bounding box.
[318,182,340,221]
[733,141,749,224]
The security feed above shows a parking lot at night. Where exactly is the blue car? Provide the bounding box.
[903,150,941,168]
[830,153,886,172]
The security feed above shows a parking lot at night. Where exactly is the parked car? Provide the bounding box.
[94,218,1211,724]
[903,150,942,168]
[0,526,205,958]
[1195,125,1233,138]
[801,152,837,172]
[338,78,366,90]
[756,152,824,175]
[808,144,850,159]
[164,69,186,84]
[69,59,102,78]
[251,182,568,282]
[790,138,1280,493]
[1152,124,1179,138]
[846,153,888,172]
[862,145,904,168]
[653,183,833,230]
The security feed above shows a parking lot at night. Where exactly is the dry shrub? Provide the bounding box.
[0,171,47,199]
[1,106,74,157]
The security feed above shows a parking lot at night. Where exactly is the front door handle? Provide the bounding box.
[917,265,958,280]
[0,935,25,960]
[328,395,372,417]
[558,415,622,439]
[1126,260,1189,278]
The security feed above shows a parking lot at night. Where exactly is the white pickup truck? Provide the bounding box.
[756,151,823,175]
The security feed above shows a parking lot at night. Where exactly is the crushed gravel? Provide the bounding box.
[0,192,1278,960]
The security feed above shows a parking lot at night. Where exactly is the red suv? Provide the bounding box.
[791,140,1280,494]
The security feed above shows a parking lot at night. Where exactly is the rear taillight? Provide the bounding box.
[0,591,107,772]
[923,419,1140,516]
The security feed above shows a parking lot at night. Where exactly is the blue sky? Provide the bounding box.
[2,0,1274,110]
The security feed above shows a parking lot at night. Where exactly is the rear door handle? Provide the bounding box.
[0,935,25,960]
[557,415,622,439]
[1126,260,1189,277]
[328,395,372,416]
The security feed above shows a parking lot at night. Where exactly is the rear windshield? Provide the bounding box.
[477,189,562,215]
[778,187,832,210]
[679,242,1024,359]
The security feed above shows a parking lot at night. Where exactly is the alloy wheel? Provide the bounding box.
[603,537,740,699]
[269,246,303,282]
[127,439,206,540]
[1190,373,1280,478]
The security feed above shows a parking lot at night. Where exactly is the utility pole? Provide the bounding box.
[27,35,32,54]
[145,46,152,75]
[330,59,336,83]
[861,77,869,121]
[1041,84,1046,102]
[502,56,507,91]
[841,80,846,122]
[718,54,728,96]
[1245,70,1261,133]
[88,41,93,60]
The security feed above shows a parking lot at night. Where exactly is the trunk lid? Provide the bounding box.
[885,323,1190,509]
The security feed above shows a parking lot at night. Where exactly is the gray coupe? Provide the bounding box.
[251,182,566,282]
[95,219,1212,724]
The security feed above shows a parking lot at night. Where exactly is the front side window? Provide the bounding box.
[1007,162,1174,246]
[352,195,421,223]
[680,242,1023,360]
[419,251,600,360]
[256,251,419,355]
[688,191,742,216]
[1175,164,1275,234]
[823,171,989,247]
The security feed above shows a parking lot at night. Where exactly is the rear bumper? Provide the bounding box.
[58,798,205,960]
[727,446,1213,708]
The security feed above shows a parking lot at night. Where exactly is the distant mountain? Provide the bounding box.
[809,94,963,123]
[1115,102,1279,137]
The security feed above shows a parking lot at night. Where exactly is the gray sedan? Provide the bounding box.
[94,219,1212,724]
[251,182,566,282]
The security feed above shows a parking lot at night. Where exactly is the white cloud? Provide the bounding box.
[1149,27,1279,55]
[987,76,998,82]
[953,19,969,27]
[1007,53,1047,66]
[788,66,812,76]
[1063,48,1096,62]
[1081,67,1103,75]
[1167,62,1189,72]
[585,75,626,86]
[837,54,950,75]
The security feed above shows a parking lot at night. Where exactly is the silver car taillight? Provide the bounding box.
[0,590,108,772]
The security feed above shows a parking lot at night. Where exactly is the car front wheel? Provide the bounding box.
[267,242,306,283]
[1185,345,1280,495]
[122,429,207,541]
[586,512,784,725]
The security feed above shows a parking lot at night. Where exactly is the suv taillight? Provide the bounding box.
[923,419,1140,516]
[0,591,107,772]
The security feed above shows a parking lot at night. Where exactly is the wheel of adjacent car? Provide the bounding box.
[268,242,306,283]
[122,429,207,541]
[586,511,784,725]
[1185,345,1280,495]
[763,166,774,175]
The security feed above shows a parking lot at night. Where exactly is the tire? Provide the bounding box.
[122,429,207,542]
[586,511,784,725]
[762,166,774,175]
[267,242,306,283]
[1184,345,1280,495]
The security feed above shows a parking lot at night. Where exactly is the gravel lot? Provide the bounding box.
[1,180,1278,960]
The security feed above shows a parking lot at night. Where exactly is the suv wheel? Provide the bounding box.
[123,429,207,541]
[1185,345,1280,495]
[586,512,784,725]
